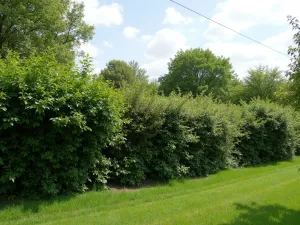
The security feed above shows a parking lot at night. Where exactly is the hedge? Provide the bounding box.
[107,84,241,185]
[1,57,300,198]
[106,83,299,186]
[237,100,300,165]
[0,52,124,197]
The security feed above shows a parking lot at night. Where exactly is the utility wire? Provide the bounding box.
[170,0,290,58]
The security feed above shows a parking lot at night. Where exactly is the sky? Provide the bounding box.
[78,0,300,80]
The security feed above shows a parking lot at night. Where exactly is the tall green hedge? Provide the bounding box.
[1,56,299,198]
[106,84,299,186]
[237,100,299,165]
[0,52,124,197]
[107,84,242,185]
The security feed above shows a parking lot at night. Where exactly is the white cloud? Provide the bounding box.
[188,28,197,33]
[204,42,272,62]
[78,0,123,27]
[200,18,206,24]
[123,26,140,39]
[103,41,113,48]
[80,42,99,58]
[203,29,293,77]
[142,59,169,81]
[201,0,298,78]
[145,28,188,60]
[163,7,193,25]
[204,0,300,40]
[263,29,294,52]
[94,67,102,74]
[78,42,104,74]
[143,28,188,80]
[141,35,153,41]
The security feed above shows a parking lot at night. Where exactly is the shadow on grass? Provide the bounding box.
[108,178,169,192]
[249,161,280,168]
[0,194,74,214]
[222,202,300,225]
[109,158,298,191]
[234,158,297,170]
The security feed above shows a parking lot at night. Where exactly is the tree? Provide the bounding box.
[101,60,136,88]
[274,80,293,106]
[227,76,245,104]
[128,60,148,83]
[0,0,94,63]
[243,65,285,102]
[158,48,234,99]
[287,16,300,108]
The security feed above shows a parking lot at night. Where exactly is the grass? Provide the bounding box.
[1,158,300,225]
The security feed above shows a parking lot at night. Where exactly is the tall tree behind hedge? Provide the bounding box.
[243,65,285,102]
[227,76,245,104]
[128,60,149,83]
[287,16,300,108]
[158,48,234,100]
[0,0,94,63]
[101,60,136,88]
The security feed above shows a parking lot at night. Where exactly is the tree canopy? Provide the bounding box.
[287,16,300,108]
[128,60,148,83]
[158,48,234,99]
[243,65,285,102]
[101,60,136,88]
[0,0,94,63]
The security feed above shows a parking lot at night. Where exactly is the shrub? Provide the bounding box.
[2,57,299,197]
[107,83,241,185]
[108,85,300,186]
[105,83,168,185]
[236,99,298,166]
[0,52,124,197]
[182,98,242,176]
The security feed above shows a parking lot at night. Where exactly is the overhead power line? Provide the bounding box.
[170,0,290,58]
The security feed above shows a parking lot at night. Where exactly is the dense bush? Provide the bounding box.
[182,99,241,177]
[106,84,300,186]
[0,52,124,197]
[106,83,242,185]
[1,55,299,198]
[237,100,299,165]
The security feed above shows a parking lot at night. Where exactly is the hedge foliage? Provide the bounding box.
[1,54,300,198]
[107,83,300,186]
[237,100,300,165]
[0,52,124,197]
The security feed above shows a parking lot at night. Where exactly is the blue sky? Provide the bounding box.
[79,0,300,80]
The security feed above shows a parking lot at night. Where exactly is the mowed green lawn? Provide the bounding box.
[1,158,300,225]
